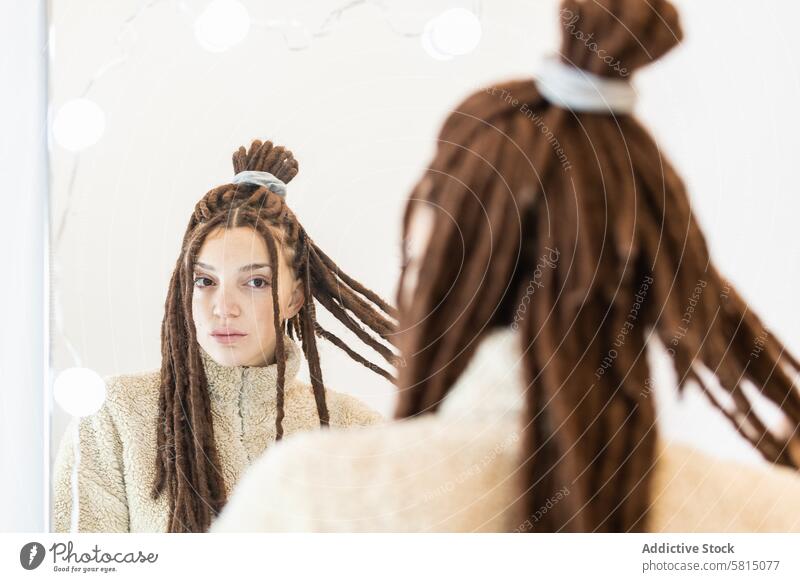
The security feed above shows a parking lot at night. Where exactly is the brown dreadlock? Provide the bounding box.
[152,139,398,532]
[395,0,800,532]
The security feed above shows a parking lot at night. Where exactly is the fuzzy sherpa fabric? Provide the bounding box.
[52,336,382,532]
[211,328,800,532]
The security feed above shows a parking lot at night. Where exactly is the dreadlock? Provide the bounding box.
[395,0,800,532]
[152,139,399,532]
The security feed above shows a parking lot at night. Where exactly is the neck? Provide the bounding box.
[198,335,303,401]
[246,350,277,368]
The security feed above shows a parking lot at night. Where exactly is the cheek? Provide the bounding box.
[248,291,276,329]
[191,292,211,327]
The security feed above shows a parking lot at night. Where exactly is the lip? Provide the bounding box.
[211,329,248,344]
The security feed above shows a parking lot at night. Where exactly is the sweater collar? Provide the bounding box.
[438,327,527,423]
[198,335,303,403]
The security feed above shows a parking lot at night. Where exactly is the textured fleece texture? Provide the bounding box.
[212,329,800,532]
[52,336,382,532]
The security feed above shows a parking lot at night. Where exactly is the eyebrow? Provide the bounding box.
[194,262,272,272]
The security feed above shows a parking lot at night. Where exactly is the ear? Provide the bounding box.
[284,277,305,320]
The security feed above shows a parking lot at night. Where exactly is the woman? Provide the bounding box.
[211,0,800,532]
[53,139,398,532]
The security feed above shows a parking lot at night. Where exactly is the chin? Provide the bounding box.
[205,345,252,367]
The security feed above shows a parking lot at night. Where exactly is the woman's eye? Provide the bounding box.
[193,276,214,288]
[247,277,270,289]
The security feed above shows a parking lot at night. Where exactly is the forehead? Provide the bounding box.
[198,227,269,263]
[193,226,296,276]
[198,227,269,260]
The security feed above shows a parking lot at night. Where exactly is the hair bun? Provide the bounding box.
[232,139,299,184]
[558,0,683,78]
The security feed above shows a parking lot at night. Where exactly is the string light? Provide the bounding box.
[194,0,251,53]
[421,7,482,60]
[51,98,106,153]
[53,368,107,418]
[421,17,453,61]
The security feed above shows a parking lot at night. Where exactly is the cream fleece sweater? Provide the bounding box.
[212,329,800,532]
[52,336,382,532]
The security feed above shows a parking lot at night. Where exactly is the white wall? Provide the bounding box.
[0,0,48,531]
[48,0,800,500]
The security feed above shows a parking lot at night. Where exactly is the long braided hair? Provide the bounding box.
[395,0,800,532]
[152,139,398,532]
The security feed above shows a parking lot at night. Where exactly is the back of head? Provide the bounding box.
[395,0,800,531]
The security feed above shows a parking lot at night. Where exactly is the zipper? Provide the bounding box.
[238,368,248,462]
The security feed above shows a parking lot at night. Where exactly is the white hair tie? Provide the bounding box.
[231,170,287,197]
[534,56,637,114]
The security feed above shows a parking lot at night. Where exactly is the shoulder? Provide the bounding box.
[103,368,160,401]
[212,415,522,532]
[285,379,384,427]
[274,413,520,478]
[323,387,383,427]
[92,368,161,431]
[650,439,800,532]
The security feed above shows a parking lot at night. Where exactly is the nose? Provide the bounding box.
[212,283,241,318]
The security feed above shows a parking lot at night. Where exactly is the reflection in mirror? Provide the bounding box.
[41,0,800,538]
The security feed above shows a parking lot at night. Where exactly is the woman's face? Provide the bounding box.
[192,226,303,367]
